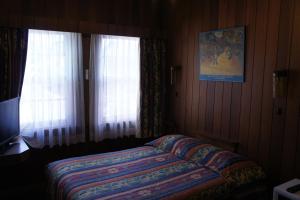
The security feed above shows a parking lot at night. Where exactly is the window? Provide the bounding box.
[90,35,140,140]
[20,29,85,146]
[21,30,67,126]
[101,36,140,122]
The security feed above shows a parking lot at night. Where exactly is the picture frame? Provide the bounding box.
[199,26,245,82]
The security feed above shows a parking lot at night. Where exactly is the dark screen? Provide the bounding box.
[0,97,20,147]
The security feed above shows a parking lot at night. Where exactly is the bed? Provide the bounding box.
[47,135,266,200]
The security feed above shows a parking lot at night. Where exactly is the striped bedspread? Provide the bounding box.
[47,146,230,200]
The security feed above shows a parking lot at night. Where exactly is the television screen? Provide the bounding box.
[0,97,20,148]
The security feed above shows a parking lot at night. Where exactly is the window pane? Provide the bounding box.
[100,36,140,122]
[20,30,67,129]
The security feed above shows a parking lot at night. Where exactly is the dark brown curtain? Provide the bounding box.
[140,38,166,138]
[0,27,28,101]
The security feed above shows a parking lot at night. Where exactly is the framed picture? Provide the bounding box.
[199,26,245,82]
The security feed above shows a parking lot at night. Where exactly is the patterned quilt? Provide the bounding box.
[47,146,230,200]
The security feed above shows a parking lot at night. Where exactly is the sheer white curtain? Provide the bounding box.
[20,29,85,148]
[90,34,140,142]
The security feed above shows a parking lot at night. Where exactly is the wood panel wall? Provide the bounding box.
[0,0,163,36]
[165,0,300,184]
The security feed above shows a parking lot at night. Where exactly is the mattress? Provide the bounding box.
[47,146,230,200]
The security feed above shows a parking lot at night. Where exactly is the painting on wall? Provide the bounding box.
[199,26,245,82]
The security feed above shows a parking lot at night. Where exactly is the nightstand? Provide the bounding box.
[0,136,30,166]
[273,179,300,200]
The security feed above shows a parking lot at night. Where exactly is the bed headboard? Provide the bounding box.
[189,131,239,153]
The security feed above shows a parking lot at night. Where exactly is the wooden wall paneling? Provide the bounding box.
[228,0,245,141]
[160,0,171,121]
[0,0,162,36]
[20,16,35,30]
[21,0,38,17]
[281,0,299,181]
[171,1,185,131]
[185,0,198,131]
[229,85,242,141]
[212,0,226,137]
[8,16,23,29]
[127,0,135,27]
[297,113,300,177]
[204,0,219,133]
[212,83,223,137]
[44,0,64,19]
[107,24,118,35]
[295,1,300,176]
[20,0,36,29]
[231,3,241,140]
[190,0,203,131]
[269,0,295,183]
[131,0,139,27]
[136,0,145,28]
[197,0,210,131]
[30,0,46,29]
[105,0,116,24]
[220,83,232,138]
[247,0,270,160]
[238,0,258,155]
[35,0,62,30]
[147,0,157,29]
[116,25,128,36]
[275,0,295,69]
[62,0,80,31]
[197,79,208,130]
[0,1,10,26]
[99,0,113,24]
[7,0,22,27]
[219,0,234,140]
[257,0,281,169]
[78,21,93,34]
[117,25,130,36]
[87,0,114,24]
[93,23,110,35]
[269,105,287,182]
[9,0,20,14]
[62,0,74,19]
[205,82,215,132]
[138,0,150,28]
[35,0,60,31]
[166,1,175,127]
[78,0,92,22]
[56,19,78,33]
[177,0,190,132]
[34,18,59,31]
[114,0,128,26]
[126,26,137,37]
[166,2,174,128]
[212,82,223,136]
[150,0,161,31]
[87,0,115,24]
[169,41,177,128]
[167,0,300,182]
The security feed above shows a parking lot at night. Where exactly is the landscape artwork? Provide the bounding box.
[199,26,245,82]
